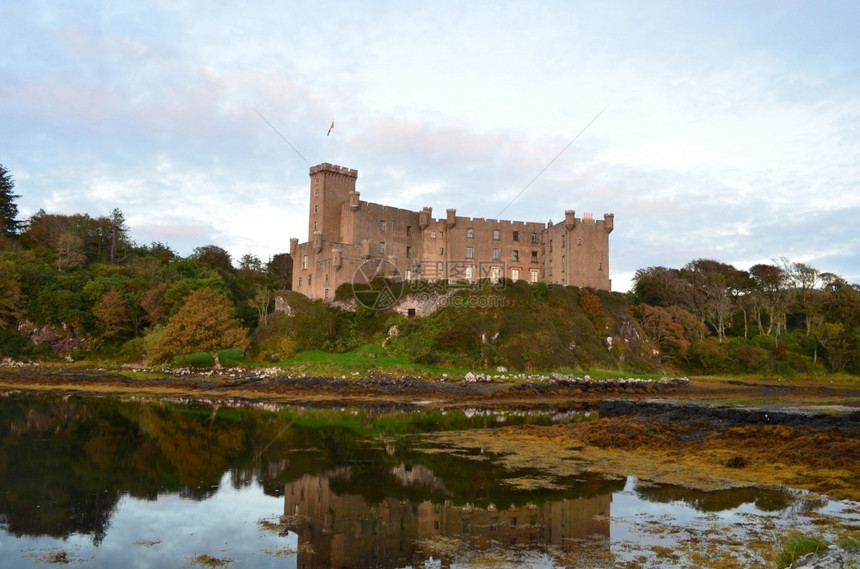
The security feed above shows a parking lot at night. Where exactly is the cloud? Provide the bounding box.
[1,0,858,291]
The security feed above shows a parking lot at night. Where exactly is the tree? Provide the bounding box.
[749,263,790,338]
[92,288,130,341]
[250,286,272,328]
[631,266,684,306]
[106,209,130,264]
[152,289,248,364]
[781,258,820,336]
[192,245,234,274]
[0,164,22,239]
[56,231,87,271]
[0,259,23,328]
[266,253,293,290]
[681,259,746,342]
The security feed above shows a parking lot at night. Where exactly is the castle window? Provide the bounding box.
[492,248,500,260]
[380,220,385,231]
[493,230,500,240]
[511,268,519,281]
[314,203,318,213]
[438,247,444,255]
[549,240,553,253]
[405,270,412,281]
[531,269,540,283]
[531,232,538,243]
[598,262,603,271]
[466,228,474,239]
[313,221,318,231]
[531,251,538,263]
[513,231,519,241]
[431,231,436,239]
[491,266,500,283]
[512,250,519,262]
[324,288,329,298]
[406,225,412,236]
[437,261,444,271]
[466,246,473,259]
[379,242,385,254]
[406,246,411,258]
[302,255,308,269]
[298,277,302,287]
[314,187,319,196]
[308,275,312,285]
[578,238,582,245]
[465,266,474,281]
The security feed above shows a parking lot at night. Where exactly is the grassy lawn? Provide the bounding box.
[155,344,675,382]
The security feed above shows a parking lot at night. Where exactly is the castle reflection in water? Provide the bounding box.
[284,465,611,568]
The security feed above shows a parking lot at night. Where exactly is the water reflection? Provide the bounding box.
[284,468,612,568]
[0,392,852,568]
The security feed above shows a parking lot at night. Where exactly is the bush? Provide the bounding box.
[0,328,26,357]
[688,337,729,373]
[752,334,776,350]
[735,345,769,373]
[119,337,147,363]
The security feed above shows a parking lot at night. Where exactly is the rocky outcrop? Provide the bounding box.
[16,320,84,357]
[789,545,860,568]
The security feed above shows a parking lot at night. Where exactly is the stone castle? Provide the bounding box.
[290,163,614,299]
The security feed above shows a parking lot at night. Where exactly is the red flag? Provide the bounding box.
[327,121,334,136]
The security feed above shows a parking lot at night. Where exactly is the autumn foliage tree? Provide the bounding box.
[151,289,248,364]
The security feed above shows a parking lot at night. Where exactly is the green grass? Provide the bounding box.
[104,343,680,381]
[172,348,248,368]
[774,533,831,569]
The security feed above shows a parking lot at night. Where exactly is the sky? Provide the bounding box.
[2,0,858,292]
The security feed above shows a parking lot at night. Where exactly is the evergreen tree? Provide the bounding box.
[0,164,22,238]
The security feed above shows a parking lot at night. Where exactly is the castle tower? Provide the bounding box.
[308,163,358,243]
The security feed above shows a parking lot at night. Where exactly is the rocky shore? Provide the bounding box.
[599,398,860,431]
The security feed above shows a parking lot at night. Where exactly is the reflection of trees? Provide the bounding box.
[0,395,252,541]
[0,395,627,550]
[635,482,795,512]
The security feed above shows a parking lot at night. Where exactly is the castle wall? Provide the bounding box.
[543,212,613,290]
[291,164,614,298]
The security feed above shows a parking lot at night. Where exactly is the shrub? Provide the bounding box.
[688,337,729,373]
[735,345,769,373]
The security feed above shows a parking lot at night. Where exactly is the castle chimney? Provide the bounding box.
[290,237,298,256]
[446,208,456,229]
[349,191,360,212]
[564,210,576,231]
[313,231,323,253]
[333,248,343,270]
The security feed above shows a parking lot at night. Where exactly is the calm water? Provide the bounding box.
[0,392,856,568]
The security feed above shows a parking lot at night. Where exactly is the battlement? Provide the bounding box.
[294,163,614,297]
[309,163,359,178]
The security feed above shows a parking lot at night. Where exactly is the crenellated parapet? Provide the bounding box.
[293,163,615,298]
[309,163,359,179]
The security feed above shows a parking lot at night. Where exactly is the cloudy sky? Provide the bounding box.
[2,0,858,292]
